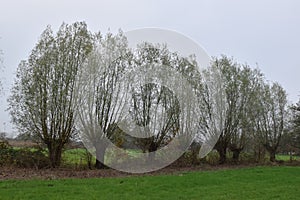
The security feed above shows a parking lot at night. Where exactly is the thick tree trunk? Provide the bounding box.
[95,141,109,169]
[147,141,158,163]
[269,150,276,162]
[264,144,277,162]
[215,145,227,164]
[215,136,229,164]
[229,144,243,163]
[48,144,63,168]
[232,149,242,162]
[95,158,106,169]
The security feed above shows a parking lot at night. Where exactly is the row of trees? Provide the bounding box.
[201,58,289,163]
[6,22,300,168]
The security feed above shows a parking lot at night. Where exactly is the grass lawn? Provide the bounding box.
[0,166,299,200]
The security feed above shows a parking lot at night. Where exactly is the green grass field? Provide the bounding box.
[276,154,300,161]
[0,166,299,200]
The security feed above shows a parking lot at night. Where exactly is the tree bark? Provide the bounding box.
[264,144,277,162]
[95,141,109,169]
[229,143,243,163]
[48,143,63,168]
[147,141,158,164]
[95,158,106,169]
[232,149,242,163]
[269,150,276,162]
[216,146,227,164]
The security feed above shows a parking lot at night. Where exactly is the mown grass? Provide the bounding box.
[0,166,299,200]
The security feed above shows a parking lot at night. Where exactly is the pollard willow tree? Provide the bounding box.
[128,43,181,159]
[75,31,131,169]
[255,82,288,162]
[201,56,242,164]
[200,56,263,163]
[128,43,202,162]
[8,22,94,167]
[227,67,264,162]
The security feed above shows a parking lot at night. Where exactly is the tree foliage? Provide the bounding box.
[254,83,288,162]
[8,22,292,168]
[201,56,253,163]
[200,56,288,163]
[75,30,131,169]
[8,22,94,167]
[125,43,203,164]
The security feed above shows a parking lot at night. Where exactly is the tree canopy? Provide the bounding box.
[8,22,293,168]
[8,22,94,167]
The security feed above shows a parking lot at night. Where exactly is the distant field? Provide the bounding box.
[0,166,299,200]
[276,154,299,161]
[61,148,300,167]
[61,148,143,167]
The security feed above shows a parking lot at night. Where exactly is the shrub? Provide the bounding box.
[0,140,49,169]
[238,152,257,163]
[205,150,220,165]
[0,140,15,166]
[170,151,201,167]
[14,148,50,169]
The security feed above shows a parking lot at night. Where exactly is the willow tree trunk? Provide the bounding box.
[95,141,109,169]
[215,140,227,164]
[231,148,243,163]
[147,141,158,164]
[47,144,63,168]
[269,150,276,162]
[218,148,227,164]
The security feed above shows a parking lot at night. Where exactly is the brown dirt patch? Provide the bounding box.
[0,163,284,180]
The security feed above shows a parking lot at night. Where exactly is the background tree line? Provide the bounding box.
[6,22,300,168]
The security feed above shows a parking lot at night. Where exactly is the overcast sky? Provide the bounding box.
[0,0,300,135]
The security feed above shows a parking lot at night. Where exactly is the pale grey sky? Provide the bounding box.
[0,0,300,135]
